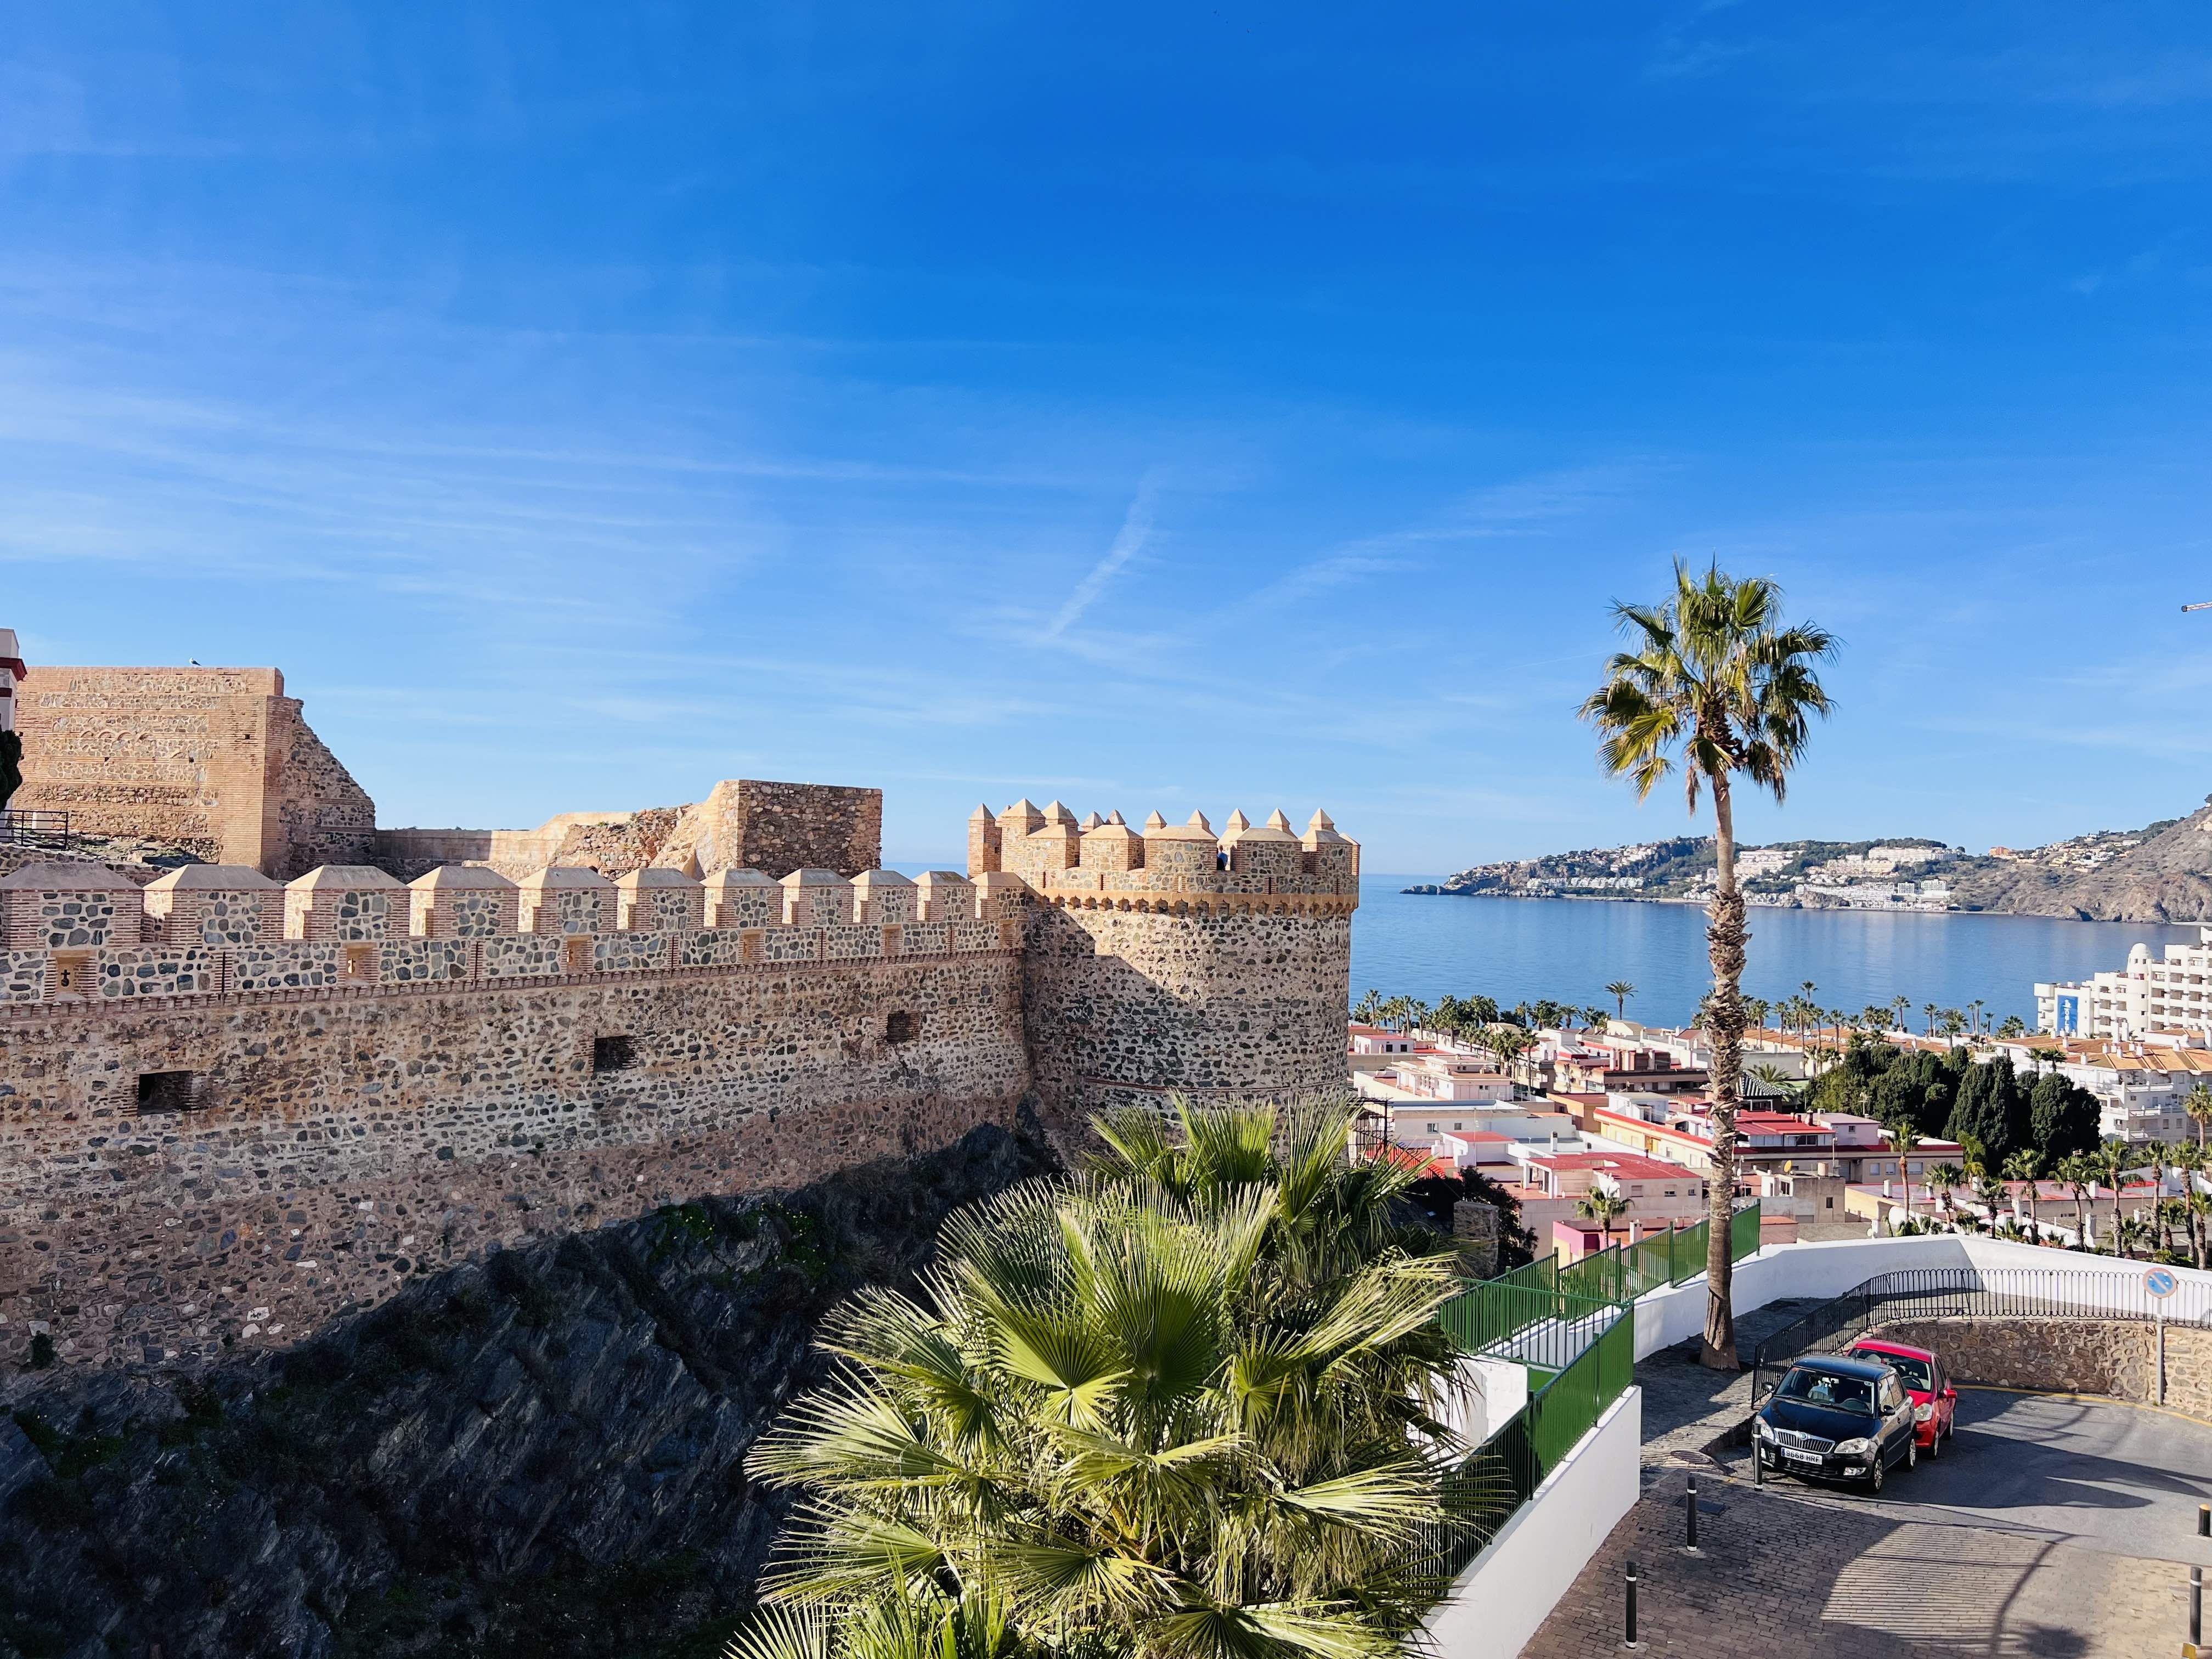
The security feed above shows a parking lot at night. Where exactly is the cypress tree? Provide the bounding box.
[1946,1059,2022,1165]
[2029,1072,2102,1159]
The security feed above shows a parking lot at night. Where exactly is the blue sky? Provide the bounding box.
[5,4,2212,871]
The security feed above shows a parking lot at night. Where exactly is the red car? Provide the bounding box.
[1846,1338,1957,1453]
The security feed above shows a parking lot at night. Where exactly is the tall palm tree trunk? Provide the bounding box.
[1700,773,1745,1370]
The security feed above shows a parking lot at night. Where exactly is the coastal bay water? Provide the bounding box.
[1353,878,2210,1030]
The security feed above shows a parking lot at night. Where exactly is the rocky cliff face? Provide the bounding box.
[0,1122,1054,1659]
[1947,799,2212,922]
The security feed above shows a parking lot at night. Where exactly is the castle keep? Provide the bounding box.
[0,662,1357,1372]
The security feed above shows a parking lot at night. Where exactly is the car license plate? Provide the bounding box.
[1782,1449,1822,1465]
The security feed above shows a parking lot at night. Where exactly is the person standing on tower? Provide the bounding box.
[0,627,26,810]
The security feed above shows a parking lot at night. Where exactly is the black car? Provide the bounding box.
[1752,1355,1918,1492]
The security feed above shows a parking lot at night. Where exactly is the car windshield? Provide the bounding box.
[1859,1350,1932,1391]
[1775,1367,1876,1414]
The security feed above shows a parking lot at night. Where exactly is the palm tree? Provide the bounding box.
[2185,1081,2212,1150]
[2176,1142,2209,1268]
[1481,1023,1539,1084]
[1968,1000,1987,1041]
[738,1101,1470,1659]
[1940,1009,1967,1047]
[2055,1153,2096,1248]
[2003,1149,2042,1231]
[1890,994,1911,1032]
[1575,1185,1632,1241]
[1997,1014,2027,1039]
[1353,989,1384,1026]
[1743,995,1770,1035]
[1885,1117,1924,1230]
[1580,565,1837,1371]
[2091,1139,2130,1255]
[2186,1185,2212,1272]
[1744,1062,1799,1102]
[1974,1176,2008,1228]
[1922,1002,1940,1039]
[1606,980,1637,1019]
[1926,1162,1965,1222]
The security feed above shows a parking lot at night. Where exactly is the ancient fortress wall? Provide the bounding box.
[376,783,882,882]
[0,657,1359,1379]
[0,916,1026,1369]
[973,799,1362,1125]
[14,667,376,879]
[1024,903,1355,1120]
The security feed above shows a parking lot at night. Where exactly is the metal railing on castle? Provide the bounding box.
[0,809,71,845]
[1750,1263,2212,1402]
[1420,1205,1762,1581]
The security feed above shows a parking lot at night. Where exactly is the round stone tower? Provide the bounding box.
[973,800,1359,1129]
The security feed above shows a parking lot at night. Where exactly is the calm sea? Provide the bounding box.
[1353,877,2210,1029]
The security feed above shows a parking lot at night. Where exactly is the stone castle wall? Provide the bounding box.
[0,725,1358,1378]
[14,667,376,879]
[1,946,1026,1369]
[376,785,881,882]
[1023,897,1356,1124]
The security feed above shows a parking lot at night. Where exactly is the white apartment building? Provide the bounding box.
[2037,928,2212,1042]
[2058,1049,2212,1144]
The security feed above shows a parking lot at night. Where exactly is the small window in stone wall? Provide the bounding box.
[592,1035,637,1073]
[137,1070,201,1114]
[343,944,376,980]
[885,1010,921,1045]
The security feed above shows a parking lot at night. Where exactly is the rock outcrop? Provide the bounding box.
[0,1121,1053,1659]
[1946,798,2212,922]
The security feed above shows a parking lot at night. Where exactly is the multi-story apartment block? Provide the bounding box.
[2037,928,2212,1042]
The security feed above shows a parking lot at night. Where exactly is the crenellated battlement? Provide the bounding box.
[0,855,1019,1012]
[967,799,1360,900]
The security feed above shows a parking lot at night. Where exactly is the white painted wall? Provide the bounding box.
[1630,1232,2212,1359]
[1423,1386,1641,1658]
[1438,1356,1530,1446]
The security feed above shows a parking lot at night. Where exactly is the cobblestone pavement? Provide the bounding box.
[1633,1298,1820,1466]
[1519,1468,2199,1657]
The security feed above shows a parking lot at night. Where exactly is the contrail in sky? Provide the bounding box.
[1041,474,1159,641]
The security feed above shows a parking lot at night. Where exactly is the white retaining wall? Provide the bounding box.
[1423,1386,1641,1658]
[1633,1233,2212,1359]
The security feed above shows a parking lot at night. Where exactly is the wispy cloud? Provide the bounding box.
[1040,473,1161,642]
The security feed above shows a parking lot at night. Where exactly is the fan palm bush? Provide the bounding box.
[732,1101,1477,1659]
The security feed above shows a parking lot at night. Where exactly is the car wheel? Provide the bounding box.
[1926,1426,1938,1460]
[1866,1453,1884,1495]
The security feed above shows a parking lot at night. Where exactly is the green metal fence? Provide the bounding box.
[1418,1204,1765,1582]
[1437,1204,1763,1362]
[1420,1302,1637,1578]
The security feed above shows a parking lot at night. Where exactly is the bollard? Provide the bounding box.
[1685,1474,1700,1551]
[1624,1559,1639,1649]
[2190,1564,2202,1651]
[2199,1502,2209,1539]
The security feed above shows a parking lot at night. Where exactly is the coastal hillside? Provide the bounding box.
[1945,797,2212,922]
[1412,795,2212,923]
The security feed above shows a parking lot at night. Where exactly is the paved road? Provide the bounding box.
[1749,1387,2212,1566]
[1525,1391,2212,1656]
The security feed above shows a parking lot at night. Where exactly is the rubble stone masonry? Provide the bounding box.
[1,949,1026,1369]
[0,744,1358,1379]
